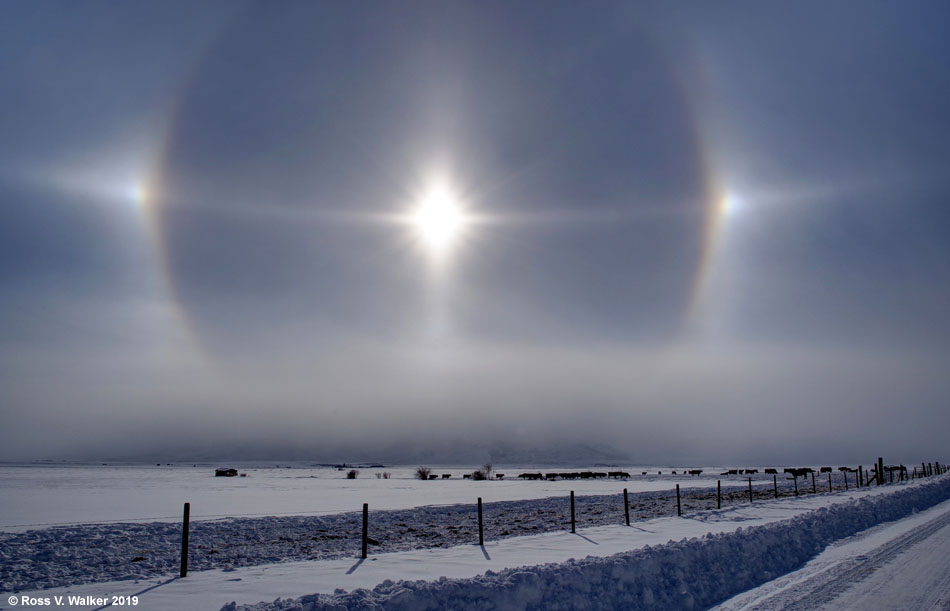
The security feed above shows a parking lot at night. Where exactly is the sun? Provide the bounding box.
[408,185,470,256]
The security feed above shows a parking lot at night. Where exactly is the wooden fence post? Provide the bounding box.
[793,475,799,496]
[676,484,681,517]
[844,471,848,490]
[623,488,630,526]
[570,491,576,533]
[773,474,778,498]
[477,497,484,546]
[877,457,884,486]
[828,472,832,492]
[748,477,753,503]
[361,503,368,559]
[811,472,816,494]
[179,502,190,578]
[717,480,721,509]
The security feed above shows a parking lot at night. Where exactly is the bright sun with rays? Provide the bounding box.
[408,184,470,256]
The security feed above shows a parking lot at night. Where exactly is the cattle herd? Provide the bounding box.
[420,463,920,484]
[506,465,912,483]
[517,471,632,480]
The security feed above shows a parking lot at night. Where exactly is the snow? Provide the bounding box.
[0,464,746,532]
[3,472,946,610]
[0,481,788,591]
[713,495,950,610]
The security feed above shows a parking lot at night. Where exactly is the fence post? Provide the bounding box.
[793,475,799,496]
[828,472,832,492]
[858,466,863,487]
[717,480,721,509]
[676,484,681,517]
[844,471,848,490]
[361,503,368,559]
[773,474,778,498]
[179,502,190,578]
[877,457,884,486]
[748,477,753,503]
[570,491,576,533]
[922,463,927,478]
[623,488,630,526]
[478,497,484,546]
[811,472,816,494]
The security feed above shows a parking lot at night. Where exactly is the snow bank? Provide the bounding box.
[2,485,763,591]
[224,475,950,611]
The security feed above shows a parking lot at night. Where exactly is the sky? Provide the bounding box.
[1,1,949,465]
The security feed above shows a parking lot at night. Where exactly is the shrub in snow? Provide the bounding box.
[472,463,493,481]
[415,466,432,481]
[346,470,359,479]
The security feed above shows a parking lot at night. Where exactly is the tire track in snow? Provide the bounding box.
[726,507,950,610]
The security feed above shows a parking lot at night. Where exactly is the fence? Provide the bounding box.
[174,458,947,576]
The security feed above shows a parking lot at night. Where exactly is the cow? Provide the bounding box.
[688,469,703,475]
[819,467,832,473]
[784,468,813,478]
[442,474,451,479]
[764,468,777,474]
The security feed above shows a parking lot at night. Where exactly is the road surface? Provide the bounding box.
[714,498,950,610]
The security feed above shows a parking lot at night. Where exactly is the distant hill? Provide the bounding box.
[71,439,632,467]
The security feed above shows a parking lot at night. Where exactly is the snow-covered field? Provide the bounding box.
[0,464,762,531]
[1,464,802,592]
[3,472,948,610]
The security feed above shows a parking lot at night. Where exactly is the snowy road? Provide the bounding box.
[714,498,950,610]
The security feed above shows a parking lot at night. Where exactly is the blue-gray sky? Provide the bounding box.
[1,1,948,464]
